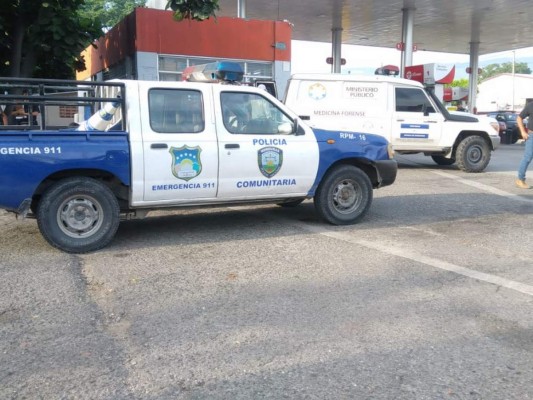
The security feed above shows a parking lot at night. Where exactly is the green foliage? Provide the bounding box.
[448,78,469,88]
[166,0,220,22]
[479,62,531,82]
[0,0,102,78]
[1,0,220,78]
[79,0,146,31]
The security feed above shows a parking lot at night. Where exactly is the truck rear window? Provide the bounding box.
[149,89,204,133]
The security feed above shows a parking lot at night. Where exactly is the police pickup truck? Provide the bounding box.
[0,63,397,253]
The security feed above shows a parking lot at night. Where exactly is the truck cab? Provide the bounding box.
[127,79,321,206]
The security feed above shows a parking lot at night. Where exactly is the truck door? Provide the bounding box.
[212,86,319,200]
[139,83,219,204]
[392,87,444,150]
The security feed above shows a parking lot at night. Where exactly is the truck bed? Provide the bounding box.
[0,78,130,212]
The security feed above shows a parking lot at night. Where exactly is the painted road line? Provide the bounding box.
[301,223,533,297]
[430,170,533,203]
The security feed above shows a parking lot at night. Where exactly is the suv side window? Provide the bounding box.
[149,89,204,133]
[395,87,435,113]
[220,91,293,134]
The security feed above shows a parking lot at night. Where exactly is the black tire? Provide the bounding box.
[456,135,491,173]
[314,165,372,225]
[37,177,120,253]
[277,199,304,208]
[510,128,520,144]
[431,155,456,166]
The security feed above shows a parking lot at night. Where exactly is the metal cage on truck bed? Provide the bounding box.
[0,77,126,131]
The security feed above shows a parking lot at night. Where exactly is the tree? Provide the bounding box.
[166,0,219,21]
[0,1,102,79]
[79,0,146,32]
[448,78,469,88]
[479,62,531,82]
[0,1,220,79]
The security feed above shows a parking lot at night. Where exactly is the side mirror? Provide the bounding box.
[294,118,305,136]
[423,105,435,116]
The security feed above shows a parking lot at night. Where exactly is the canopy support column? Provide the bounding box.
[237,0,246,18]
[468,41,480,113]
[331,28,343,73]
[400,7,415,77]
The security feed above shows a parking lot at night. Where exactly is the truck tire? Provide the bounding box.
[314,165,372,225]
[37,177,120,253]
[456,135,491,173]
[431,155,455,166]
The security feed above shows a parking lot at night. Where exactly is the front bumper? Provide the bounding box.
[375,159,398,187]
[490,134,501,150]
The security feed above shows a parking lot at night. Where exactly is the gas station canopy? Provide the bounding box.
[218,0,533,55]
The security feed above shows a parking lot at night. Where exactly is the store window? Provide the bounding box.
[158,56,273,83]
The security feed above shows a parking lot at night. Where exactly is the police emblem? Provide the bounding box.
[258,147,283,178]
[170,146,202,181]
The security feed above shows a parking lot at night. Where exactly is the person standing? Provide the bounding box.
[516,101,533,189]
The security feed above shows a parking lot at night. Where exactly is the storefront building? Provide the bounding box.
[77,7,292,97]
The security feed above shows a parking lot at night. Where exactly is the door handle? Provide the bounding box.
[225,144,240,149]
[151,143,168,149]
[423,120,438,123]
[396,119,405,122]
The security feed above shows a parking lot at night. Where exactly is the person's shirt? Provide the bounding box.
[13,103,39,125]
[519,102,533,131]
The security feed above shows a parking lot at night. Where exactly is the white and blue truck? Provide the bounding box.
[284,73,501,172]
[0,63,397,253]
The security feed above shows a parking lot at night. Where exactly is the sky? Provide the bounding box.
[291,41,533,79]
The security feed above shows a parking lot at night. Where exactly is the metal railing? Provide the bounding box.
[0,77,126,131]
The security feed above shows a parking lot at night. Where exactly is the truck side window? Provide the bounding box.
[395,87,435,113]
[149,89,204,133]
[220,92,293,135]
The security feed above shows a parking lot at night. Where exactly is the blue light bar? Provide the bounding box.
[182,61,244,83]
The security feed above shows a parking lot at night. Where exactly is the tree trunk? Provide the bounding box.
[10,18,26,78]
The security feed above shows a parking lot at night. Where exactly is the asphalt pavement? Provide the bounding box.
[1,143,532,399]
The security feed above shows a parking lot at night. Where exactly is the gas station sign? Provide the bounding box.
[404,63,455,85]
[396,42,417,51]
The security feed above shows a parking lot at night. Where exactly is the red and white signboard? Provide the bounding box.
[404,64,424,82]
[443,87,469,102]
[396,42,418,52]
[404,63,455,85]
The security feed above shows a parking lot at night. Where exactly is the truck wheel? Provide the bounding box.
[314,165,372,225]
[431,155,455,166]
[456,136,491,173]
[37,177,120,253]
